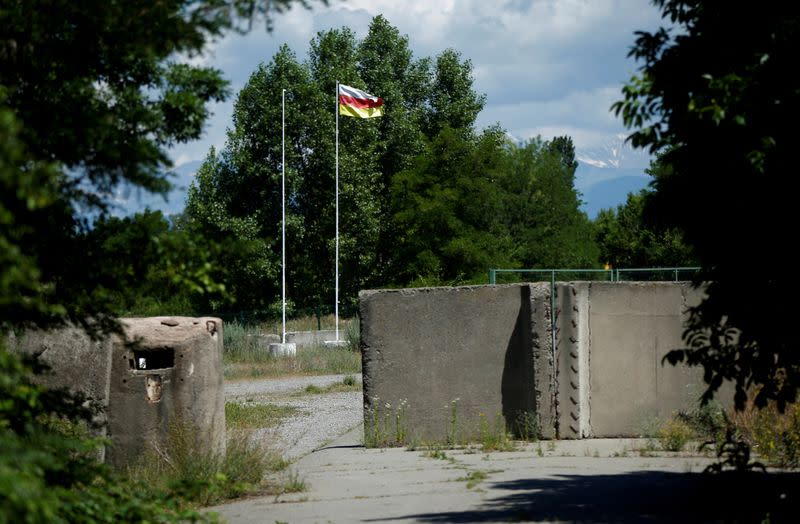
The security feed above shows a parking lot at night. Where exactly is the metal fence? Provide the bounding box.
[487,267,700,285]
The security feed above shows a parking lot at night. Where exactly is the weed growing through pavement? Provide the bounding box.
[456,470,490,490]
[513,411,541,442]
[394,398,409,444]
[478,412,516,452]
[364,396,410,448]
[446,398,460,446]
[280,469,307,494]
[424,448,449,460]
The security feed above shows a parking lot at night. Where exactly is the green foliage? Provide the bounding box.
[186,16,598,308]
[658,417,694,452]
[126,420,286,507]
[732,400,800,468]
[595,188,696,268]
[512,411,541,442]
[615,1,800,411]
[0,1,315,522]
[225,402,300,430]
[498,136,599,269]
[364,397,409,448]
[478,413,516,452]
[0,346,218,523]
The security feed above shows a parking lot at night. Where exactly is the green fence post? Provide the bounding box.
[489,268,496,285]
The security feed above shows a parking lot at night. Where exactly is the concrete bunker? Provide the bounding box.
[9,316,225,469]
[107,317,225,468]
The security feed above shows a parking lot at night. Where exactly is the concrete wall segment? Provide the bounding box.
[360,284,544,443]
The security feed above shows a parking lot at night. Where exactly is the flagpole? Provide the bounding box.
[334,81,340,342]
[281,88,286,344]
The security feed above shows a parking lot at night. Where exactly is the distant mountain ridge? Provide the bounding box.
[575,134,653,218]
[111,135,654,220]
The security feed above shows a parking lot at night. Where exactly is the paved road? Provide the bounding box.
[211,426,799,523]
[215,376,798,523]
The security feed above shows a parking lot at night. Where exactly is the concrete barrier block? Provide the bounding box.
[269,342,297,356]
[360,284,546,443]
[107,317,225,468]
[586,282,710,436]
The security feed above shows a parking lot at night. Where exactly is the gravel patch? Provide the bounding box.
[225,374,363,461]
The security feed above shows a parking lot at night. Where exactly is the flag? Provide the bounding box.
[338,84,384,118]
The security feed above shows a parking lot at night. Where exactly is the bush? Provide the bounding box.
[658,417,694,452]
[0,346,214,523]
[733,401,800,468]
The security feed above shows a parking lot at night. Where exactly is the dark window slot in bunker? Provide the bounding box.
[131,348,175,370]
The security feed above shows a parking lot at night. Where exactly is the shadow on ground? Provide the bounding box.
[367,470,800,523]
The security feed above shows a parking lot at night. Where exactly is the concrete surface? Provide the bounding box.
[578,282,708,437]
[361,282,728,441]
[211,428,800,523]
[360,285,551,443]
[107,316,226,468]
[10,325,114,405]
[269,342,297,356]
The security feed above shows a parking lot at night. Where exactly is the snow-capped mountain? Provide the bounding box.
[575,134,653,218]
[576,133,652,170]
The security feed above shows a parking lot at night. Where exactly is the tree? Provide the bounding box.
[613,1,800,409]
[595,157,696,268]
[186,18,496,308]
[1,1,316,521]
[499,137,598,269]
[391,126,515,284]
[0,0,302,333]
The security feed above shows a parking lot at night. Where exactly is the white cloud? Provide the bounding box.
[168,0,666,165]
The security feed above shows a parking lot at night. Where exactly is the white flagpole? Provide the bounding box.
[281,88,287,344]
[334,81,340,342]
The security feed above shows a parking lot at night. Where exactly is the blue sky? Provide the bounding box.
[169,0,664,169]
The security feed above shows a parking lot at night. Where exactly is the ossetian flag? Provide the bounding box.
[338,84,384,118]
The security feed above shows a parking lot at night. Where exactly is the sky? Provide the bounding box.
[169,0,666,169]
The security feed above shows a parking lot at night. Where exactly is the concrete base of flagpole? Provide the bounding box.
[323,340,348,349]
[268,342,297,357]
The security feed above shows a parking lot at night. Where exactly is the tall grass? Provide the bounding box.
[125,420,287,506]
[731,399,800,468]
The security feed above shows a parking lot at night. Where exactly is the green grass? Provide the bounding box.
[299,376,362,396]
[224,344,362,380]
[225,402,301,430]
[279,470,307,494]
[457,470,489,489]
[478,413,517,452]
